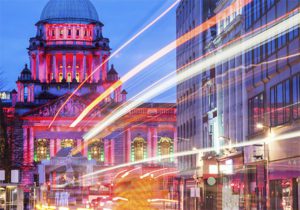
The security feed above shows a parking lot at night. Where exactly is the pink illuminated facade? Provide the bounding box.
[3,0,177,206]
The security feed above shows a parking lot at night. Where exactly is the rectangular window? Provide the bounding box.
[254,0,260,21]
[267,39,276,55]
[289,27,300,41]
[76,29,80,36]
[248,92,264,134]
[270,79,291,126]
[277,33,287,49]
[292,74,300,119]
[267,0,275,9]
[261,0,266,14]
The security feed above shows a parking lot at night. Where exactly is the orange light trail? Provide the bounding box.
[83,9,300,141]
[80,130,300,179]
[48,0,181,128]
[70,0,253,128]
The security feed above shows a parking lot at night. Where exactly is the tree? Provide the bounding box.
[0,70,5,91]
[0,70,11,182]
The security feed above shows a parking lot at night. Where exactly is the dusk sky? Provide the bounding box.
[0,0,176,102]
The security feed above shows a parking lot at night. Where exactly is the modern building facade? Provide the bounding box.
[244,0,300,209]
[176,0,300,210]
[176,0,217,209]
[1,0,177,209]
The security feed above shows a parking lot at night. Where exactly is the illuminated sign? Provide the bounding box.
[208,159,233,175]
[207,177,216,186]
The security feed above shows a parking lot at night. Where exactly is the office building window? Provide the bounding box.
[253,0,260,21]
[289,27,300,42]
[248,93,264,134]
[267,0,275,9]
[268,39,276,55]
[277,33,287,49]
[270,80,291,126]
[293,74,300,119]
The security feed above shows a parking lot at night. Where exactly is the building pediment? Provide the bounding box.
[24,94,88,118]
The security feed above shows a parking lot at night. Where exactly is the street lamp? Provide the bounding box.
[256,123,273,210]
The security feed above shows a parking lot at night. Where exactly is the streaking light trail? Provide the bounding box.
[69,8,299,157]
[83,10,300,141]
[81,130,300,179]
[70,0,253,127]
[48,0,181,127]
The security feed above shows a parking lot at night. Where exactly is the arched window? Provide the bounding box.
[24,86,28,102]
[61,139,75,148]
[158,137,173,162]
[35,139,49,162]
[88,139,104,162]
[67,73,71,82]
[76,73,80,82]
[131,136,146,161]
[59,73,63,82]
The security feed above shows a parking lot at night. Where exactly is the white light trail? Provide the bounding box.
[83,10,300,141]
[154,170,179,179]
[81,130,300,179]
[70,0,252,127]
[48,0,181,127]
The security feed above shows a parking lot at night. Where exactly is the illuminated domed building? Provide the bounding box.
[1,0,177,208]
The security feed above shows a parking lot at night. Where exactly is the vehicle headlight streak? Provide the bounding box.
[48,0,181,128]
[83,10,300,141]
[81,130,300,179]
[69,0,253,128]
[69,7,299,158]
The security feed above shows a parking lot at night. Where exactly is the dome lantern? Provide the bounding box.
[19,64,32,81]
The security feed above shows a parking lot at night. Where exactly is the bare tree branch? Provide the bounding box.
[0,71,6,91]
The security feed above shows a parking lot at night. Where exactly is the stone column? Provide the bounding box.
[173,126,177,164]
[72,53,77,81]
[102,55,108,81]
[104,139,109,165]
[126,129,131,162]
[29,128,34,164]
[30,54,34,77]
[153,127,158,157]
[147,128,152,158]
[50,139,55,157]
[62,54,67,81]
[82,139,88,157]
[23,128,28,164]
[91,55,95,82]
[83,54,87,80]
[99,55,103,81]
[94,55,100,82]
[36,52,40,81]
[44,54,48,83]
[110,139,115,165]
[52,54,57,81]
[56,139,61,153]
[173,126,177,154]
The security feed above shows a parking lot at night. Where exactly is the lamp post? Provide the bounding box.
[256,123,272,210]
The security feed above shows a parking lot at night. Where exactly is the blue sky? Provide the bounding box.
[0,0,177,102]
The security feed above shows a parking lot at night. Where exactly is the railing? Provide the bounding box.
[46,40,93,46]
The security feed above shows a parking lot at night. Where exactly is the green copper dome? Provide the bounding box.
[40,0,100,24]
